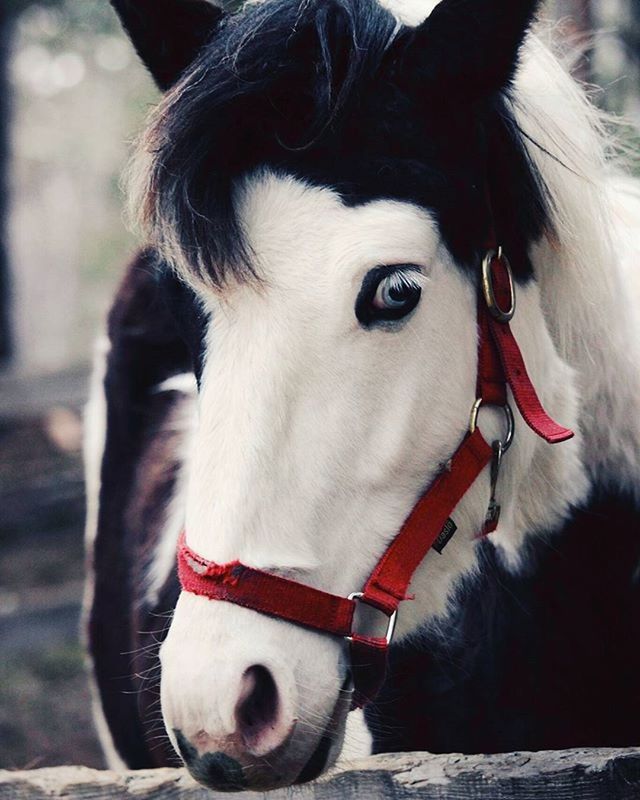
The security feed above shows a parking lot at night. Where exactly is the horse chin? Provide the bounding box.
[293,674,352,785]
[293,727,338,785]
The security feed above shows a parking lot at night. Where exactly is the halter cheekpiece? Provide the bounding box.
[177,228,574,709]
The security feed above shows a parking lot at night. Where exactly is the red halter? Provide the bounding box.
[177,247,573,708]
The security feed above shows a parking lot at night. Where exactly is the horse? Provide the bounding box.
[84,0,640,791]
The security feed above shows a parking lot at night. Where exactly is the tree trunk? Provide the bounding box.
[628,0,640,66]
[0,6,11,364]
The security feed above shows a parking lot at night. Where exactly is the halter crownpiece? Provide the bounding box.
[177,246,574,709]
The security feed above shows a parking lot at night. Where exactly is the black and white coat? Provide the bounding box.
[85,0,640,791]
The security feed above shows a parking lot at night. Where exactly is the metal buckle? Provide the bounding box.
[482,247,516,322]
[346,593,397,646]
[469,399,515,453]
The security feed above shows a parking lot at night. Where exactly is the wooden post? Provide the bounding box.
[2,749,640,799]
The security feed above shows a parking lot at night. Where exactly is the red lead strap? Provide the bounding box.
[177,245,574,709]
[479,250,573,444]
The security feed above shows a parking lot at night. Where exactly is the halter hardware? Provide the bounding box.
[177,240,575,710]
[482,247,516,322]
[484,439,506,533]
[469,399,515,452]
[346,592,398,646]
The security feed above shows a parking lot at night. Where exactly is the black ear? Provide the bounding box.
[110,0,225,91]
[399,0,540,100]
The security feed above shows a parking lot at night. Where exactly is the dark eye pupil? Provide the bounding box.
[388,284,408,302]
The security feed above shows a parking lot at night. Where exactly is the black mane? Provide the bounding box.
[133,0,550,288]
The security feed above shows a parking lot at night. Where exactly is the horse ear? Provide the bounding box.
[401,0,541,99]
[110,0,225,91]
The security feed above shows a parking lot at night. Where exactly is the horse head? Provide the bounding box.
[112,0,585,790]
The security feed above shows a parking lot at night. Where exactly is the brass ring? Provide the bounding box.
[482,247,516,323]
[469,399,515,452]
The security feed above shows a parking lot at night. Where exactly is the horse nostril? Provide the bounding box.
[235,665,280,751]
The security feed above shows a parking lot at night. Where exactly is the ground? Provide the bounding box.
[0,403,104,769]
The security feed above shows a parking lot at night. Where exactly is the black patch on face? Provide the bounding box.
[137,0,548,289]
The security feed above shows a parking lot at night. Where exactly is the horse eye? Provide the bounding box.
[356,266,422,327]
[372,277,417,311]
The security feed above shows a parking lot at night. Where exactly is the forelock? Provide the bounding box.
[126,0,399,289]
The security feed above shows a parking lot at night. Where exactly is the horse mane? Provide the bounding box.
[511,33,640,495]
[127,0,399,287]
[127,0,555,290]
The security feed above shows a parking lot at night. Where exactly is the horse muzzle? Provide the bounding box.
[160,594,349,791]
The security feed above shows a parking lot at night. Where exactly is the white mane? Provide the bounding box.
[500,31,640,560]
[517,36,640,494]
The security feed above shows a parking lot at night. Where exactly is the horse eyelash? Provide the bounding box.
[386,267,427,291]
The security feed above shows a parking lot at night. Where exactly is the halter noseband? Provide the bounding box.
[177,241,573,709]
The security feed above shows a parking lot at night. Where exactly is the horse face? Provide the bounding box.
[159,171,485,788]
[114,0,542,788]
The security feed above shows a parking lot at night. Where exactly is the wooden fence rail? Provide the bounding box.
[2,748,640,800]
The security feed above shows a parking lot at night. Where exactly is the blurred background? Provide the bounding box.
[0,0,638,771]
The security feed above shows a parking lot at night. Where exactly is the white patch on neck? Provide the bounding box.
[377,0,436,26]
[83,333,128,771]
[154,372,197,395]
[339,708,373,763]
[83,334,110,547]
